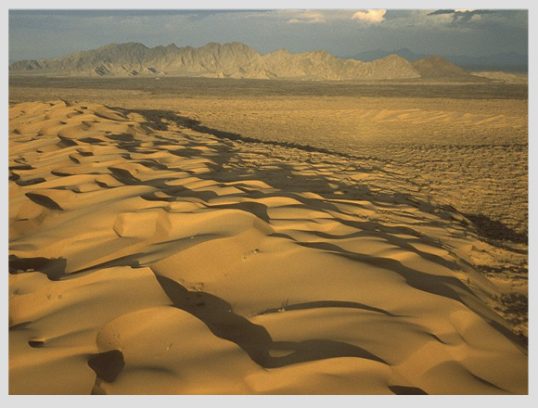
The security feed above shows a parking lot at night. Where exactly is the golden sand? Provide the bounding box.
[9,101,527,394]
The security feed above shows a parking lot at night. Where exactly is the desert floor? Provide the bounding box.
[9,78,528,394]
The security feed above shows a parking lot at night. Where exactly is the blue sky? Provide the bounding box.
[9,9,528,62]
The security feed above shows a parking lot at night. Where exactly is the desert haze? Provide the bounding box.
[9,33,528,395]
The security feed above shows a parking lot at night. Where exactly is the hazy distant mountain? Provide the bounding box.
[9,42,423,80]
[448,52,527,73]
[352,48,425,62]
[351,49,527,72]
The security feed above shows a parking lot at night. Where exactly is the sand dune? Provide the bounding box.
[9,101,527,394]
[9,77,528,240]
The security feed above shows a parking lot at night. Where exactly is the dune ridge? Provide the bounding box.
[9,101,527,394]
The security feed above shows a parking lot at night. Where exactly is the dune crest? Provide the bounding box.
[9,100,527,394]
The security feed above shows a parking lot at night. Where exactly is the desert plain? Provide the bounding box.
[9,76,528,394]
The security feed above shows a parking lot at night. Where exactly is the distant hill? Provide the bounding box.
[411,56,470,79]
[351,49,527,72]
[471,70,527,84]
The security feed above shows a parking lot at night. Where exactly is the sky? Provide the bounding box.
[9,9,528,62]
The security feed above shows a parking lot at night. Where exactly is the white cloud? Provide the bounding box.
[352,9,386,24]
[287,11,326,24]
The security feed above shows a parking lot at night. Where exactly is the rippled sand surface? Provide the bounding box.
[9,100,527,394]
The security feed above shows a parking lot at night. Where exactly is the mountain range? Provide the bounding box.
[10,41,484,81]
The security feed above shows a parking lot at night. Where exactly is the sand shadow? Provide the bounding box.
[9,254,67,280]
[155,274,387,369]
[25,192,63,210]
